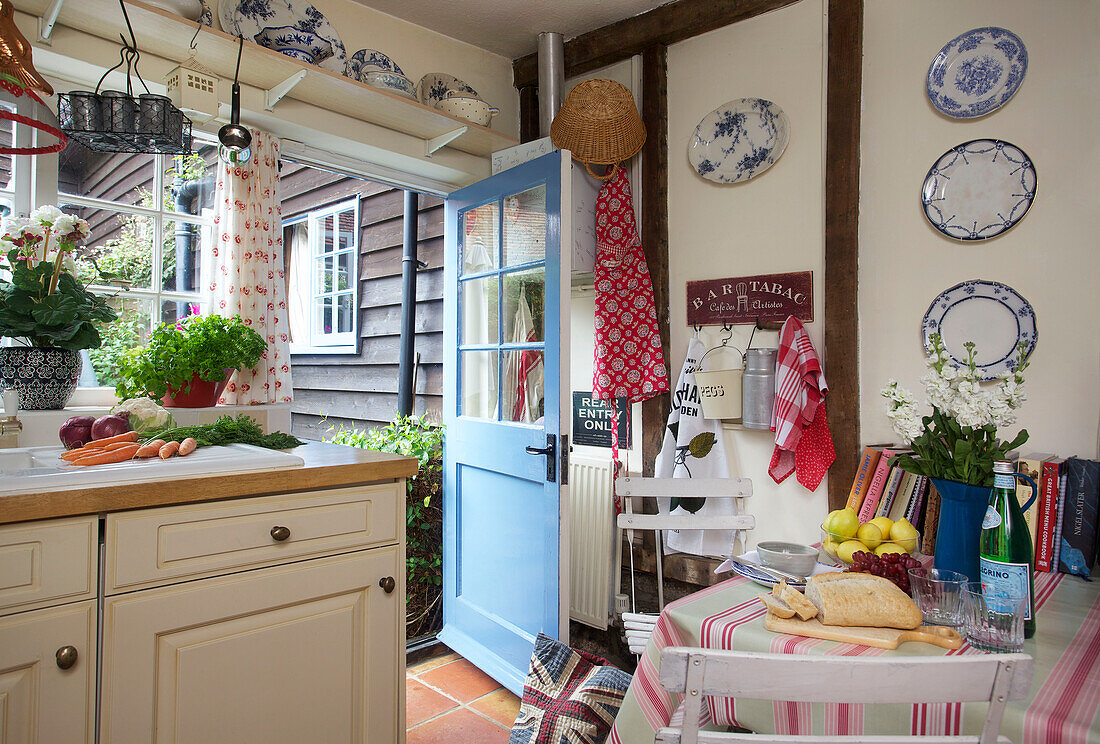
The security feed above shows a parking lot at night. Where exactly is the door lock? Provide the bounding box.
[525,434,556,483]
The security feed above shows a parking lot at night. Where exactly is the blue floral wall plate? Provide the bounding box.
[927,27,1027,118]
[219,0,346,74]
[345,49,404,80]
[417,73,481,108]
[922,280,1036,381]
[922,139,1036,241]
[688,98,790,184]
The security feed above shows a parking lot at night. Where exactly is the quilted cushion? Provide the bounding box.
[509,633,632,744]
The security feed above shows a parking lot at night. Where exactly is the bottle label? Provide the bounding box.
[994,472,1015,490]
[980,557,1032,621]
[982,506,1002,529]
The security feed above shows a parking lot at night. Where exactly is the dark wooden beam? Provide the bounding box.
[640,44,670,477]
[518,86,540,143]
[513,0,800,88]
[823,0,863,510]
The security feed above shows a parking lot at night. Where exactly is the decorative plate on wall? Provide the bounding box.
[921,139,1036,241]
[688,98,790,184]
[927,27,1027,119]
[922,279,1036,381]
[219,0,347,74]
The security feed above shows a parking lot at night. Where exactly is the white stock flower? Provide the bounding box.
[30,205,62,225]
[51,214,78,237]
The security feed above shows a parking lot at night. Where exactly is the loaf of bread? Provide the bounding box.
[804,572,922,629]
[758,592,796,618]
[758,579,819,621]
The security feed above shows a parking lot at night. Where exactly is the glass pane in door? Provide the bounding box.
[502,349,545,423]
[460,275,499,346]
[461,201,499,274]
[503,185,546,267]
[461,350,499,420]
[502,268,544,344]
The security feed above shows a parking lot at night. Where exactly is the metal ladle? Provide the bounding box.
[218,36,251,158]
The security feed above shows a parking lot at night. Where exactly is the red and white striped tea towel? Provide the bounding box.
[768,316,835,490]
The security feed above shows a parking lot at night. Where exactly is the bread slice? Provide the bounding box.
[758,592,796,618]
[804,572,922,629]
[778,581,819,621]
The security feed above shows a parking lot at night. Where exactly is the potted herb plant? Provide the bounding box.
[0,207,117,409]
[115,313,267,407]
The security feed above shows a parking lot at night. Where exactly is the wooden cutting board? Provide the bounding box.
[764,613,963,650]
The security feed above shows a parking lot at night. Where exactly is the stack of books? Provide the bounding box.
[844,446,1100,578]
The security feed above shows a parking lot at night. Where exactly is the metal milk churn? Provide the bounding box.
[741,347,777,430]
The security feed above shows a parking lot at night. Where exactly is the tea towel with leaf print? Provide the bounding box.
[654,336,736,557]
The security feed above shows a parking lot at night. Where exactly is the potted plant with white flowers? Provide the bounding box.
[0,206,117,409]
[882,332,1030,579]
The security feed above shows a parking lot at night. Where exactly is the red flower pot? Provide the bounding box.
[160,370,233,408]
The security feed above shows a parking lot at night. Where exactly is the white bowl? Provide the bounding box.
[755,541,820,577]
[437,95,498,127]
[362,71,416,100]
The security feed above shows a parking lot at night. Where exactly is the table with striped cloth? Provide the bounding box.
[608,569,1100,743]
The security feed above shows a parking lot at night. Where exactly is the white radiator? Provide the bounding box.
[568,452,617,629]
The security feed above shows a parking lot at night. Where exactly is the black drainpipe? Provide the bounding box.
[397,190,419,417]
[173,175,215,316]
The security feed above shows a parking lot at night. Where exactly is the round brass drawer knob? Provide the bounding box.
[56,645,78,670]
[270,525,291,542]
[379,576,396,594]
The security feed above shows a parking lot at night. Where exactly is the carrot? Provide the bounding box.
[87,431,138,447]
[135,439,166,458]
[61,448,92,461]
[71,443,140,466]
[177,438,198,457]
[159,441,181,459]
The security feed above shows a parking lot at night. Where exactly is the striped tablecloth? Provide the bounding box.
[608,569,1100,743]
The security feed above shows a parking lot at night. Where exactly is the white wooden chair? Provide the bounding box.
[616,477,754,653]
[656,647,1034,744]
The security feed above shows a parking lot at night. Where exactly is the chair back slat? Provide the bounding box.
[620,477,753,497]
[657,647,1033,744]
[618,514,756,531]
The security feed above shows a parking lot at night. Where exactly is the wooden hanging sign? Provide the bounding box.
[686,271,813,326]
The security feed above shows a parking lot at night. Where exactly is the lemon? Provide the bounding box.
[822,538,840,558]
[823,507,860,540]
[869,516,894,539]
[875,543,908,558]
[890,517,920,553]
[856,523,883,550]
[836,539,868,565]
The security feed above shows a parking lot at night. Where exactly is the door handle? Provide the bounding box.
[525,434,556,483]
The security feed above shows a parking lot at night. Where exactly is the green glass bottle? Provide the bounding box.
[979,460,1036,638]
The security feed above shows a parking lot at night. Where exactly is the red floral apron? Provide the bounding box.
[592,168,669,494]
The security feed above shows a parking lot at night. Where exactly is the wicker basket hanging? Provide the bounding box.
[550,79,646,180]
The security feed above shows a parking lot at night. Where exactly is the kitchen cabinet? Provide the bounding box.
[0,443,415,744]
[0,516,99,744]
[100,485,404,744]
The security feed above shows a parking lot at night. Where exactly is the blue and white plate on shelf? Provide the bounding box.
[254,25,333,65]
[922,139,1036,241]
[716,550,841,590]
[345,49,405,80]
[688,98,790,184]
[922,279,1036,381]
[417,73,481,108]
[927,27,1027,119]
[219,0,347,74]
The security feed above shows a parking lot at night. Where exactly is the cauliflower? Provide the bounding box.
[111,398,175,435]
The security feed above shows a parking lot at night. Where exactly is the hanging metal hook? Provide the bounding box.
[190,20,202,50]
[692,322,702,334]
[720,322,733,346]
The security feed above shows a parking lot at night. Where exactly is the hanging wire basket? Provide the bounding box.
[56,0,192,155]
[58,91,192,154]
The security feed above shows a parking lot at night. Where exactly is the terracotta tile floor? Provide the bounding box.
[406,648,520,743]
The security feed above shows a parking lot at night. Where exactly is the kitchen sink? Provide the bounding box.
[0,444,305,495]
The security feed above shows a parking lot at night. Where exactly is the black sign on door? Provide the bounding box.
[572,392,631,448]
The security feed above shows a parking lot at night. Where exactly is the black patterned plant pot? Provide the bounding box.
[0,347,82,410]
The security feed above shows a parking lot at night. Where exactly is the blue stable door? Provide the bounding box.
[441,150,571,694]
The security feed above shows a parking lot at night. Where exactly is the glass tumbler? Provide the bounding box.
[908,568,967,626]
[962,581,1026,652]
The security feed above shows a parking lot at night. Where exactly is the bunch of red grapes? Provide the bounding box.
[846,550,921,595]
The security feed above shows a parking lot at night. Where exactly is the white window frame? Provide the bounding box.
[286,197,359,355]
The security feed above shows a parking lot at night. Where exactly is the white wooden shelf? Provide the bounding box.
[22,0,518,158]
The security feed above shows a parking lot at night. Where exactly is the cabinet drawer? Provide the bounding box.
[106,483,401,594]
[0,517,97,616]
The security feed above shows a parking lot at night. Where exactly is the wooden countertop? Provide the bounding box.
[0,441,419,525]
